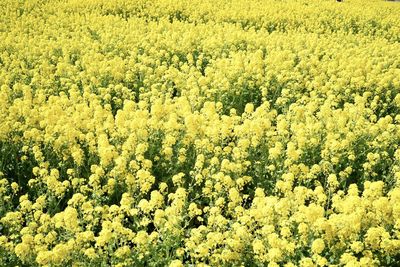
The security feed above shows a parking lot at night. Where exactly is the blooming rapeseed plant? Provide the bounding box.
[0,0,400,266]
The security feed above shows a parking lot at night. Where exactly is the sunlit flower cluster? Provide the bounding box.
[1,0,400,266]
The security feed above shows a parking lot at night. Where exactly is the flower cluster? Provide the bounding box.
[1,0,400,266]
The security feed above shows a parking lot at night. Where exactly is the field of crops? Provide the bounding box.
[1,0,400,266]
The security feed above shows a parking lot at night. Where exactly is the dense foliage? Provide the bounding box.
[1,0,400,266]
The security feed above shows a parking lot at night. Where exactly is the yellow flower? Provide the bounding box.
[169,259,184,267]
[36,251,52,265]
[252,239,265,255]
[63,207,79,232]
[84,248,97,259]
[15,242,31,260]
[311,238,325,254]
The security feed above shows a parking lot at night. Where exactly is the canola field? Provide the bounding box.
[1,0,400,266]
